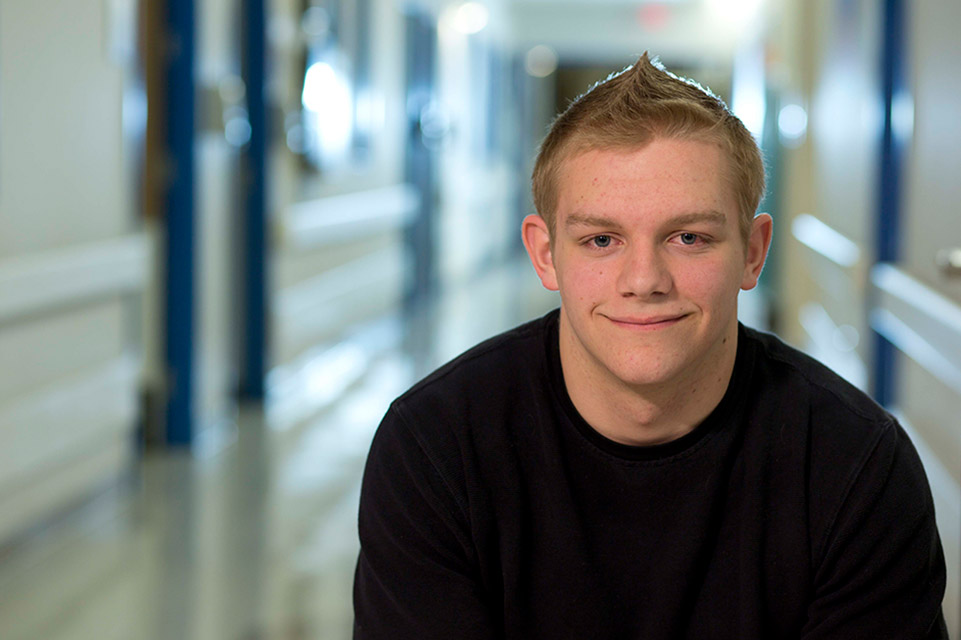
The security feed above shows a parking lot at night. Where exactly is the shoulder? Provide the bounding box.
[741,325,900,497]
[394,310,555,418]
[742,325,893,430]
[377,310,556,460]
[363,311,557,527]
[741,326,934,562]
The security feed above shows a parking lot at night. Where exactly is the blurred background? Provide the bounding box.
[0,0,958,637]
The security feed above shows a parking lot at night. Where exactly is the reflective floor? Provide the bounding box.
[0,257,766,640]
[0,258,561,640]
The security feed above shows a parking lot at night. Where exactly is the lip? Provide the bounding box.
[604,313,689,329]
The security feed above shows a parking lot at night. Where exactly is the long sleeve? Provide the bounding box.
[353,405,497,640]
[801,420,948,639]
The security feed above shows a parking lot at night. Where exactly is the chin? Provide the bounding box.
[605,358,689,389]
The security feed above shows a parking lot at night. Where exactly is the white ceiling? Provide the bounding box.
[406,0,770,68]
[507,0,763,66]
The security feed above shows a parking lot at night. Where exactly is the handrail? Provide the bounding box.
[791,213,861,268]
[0,234,148,323]
[871,263,961,395]
[283,184,419,249]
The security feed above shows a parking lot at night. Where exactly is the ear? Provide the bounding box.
[522,214,559,291]
[741,213,773,291]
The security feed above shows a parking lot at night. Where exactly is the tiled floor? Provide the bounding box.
[0,257,768,640]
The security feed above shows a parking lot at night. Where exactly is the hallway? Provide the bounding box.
[1,0,958,635]
[0,258,561,640]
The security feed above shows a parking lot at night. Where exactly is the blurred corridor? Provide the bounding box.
[0,0,958,637]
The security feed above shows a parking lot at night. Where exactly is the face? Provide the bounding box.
[523,137,771,393]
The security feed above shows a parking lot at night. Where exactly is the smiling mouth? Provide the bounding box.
[605,314,689,329]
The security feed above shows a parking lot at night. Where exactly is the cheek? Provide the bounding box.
[678,259,743,303]
[559,265,608,305]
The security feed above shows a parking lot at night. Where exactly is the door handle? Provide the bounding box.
[935,248,961,277]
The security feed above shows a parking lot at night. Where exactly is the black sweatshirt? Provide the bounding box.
[354,310,947,639]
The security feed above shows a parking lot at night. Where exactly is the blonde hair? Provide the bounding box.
[531,53,765,242]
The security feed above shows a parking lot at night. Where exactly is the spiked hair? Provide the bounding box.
[531,53,765,242]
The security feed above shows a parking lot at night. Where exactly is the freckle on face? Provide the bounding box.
[553,140,744,390]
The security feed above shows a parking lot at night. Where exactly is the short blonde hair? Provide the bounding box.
[532,53,765,242]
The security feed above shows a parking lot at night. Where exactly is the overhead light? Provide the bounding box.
[706,0,764,30]
[442,2,489,35]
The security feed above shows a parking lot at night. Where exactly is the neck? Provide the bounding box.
[558,318,738,447]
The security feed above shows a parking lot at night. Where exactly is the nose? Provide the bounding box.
[616,244,674,299]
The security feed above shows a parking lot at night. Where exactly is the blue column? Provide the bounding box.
[403,10,438,308]
[164,0,197,445]
[873,0,905,406]
[239,0,268,400]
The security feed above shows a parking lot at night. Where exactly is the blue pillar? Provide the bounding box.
[164,0,196,445]
[873,0,905,407]
[403,10,438,308]
[239,0,268,400]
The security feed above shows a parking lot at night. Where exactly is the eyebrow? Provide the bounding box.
[564,213,624,230]
[668,211,728,227]
[564,210,728,230]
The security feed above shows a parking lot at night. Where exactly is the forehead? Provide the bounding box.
[555,138,737,225]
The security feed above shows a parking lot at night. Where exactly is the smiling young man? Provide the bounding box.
[353,54,948,639]
[524,138,770,448]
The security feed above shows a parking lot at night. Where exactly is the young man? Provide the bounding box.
[353,54,948,638]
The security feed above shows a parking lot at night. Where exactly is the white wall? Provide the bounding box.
[0,0,142,542]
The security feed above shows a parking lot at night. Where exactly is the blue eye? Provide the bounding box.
[679,233,698,245]
[592,235,612,248]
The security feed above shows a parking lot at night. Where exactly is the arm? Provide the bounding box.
[353,406,497,640]
[801,421,948,639]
